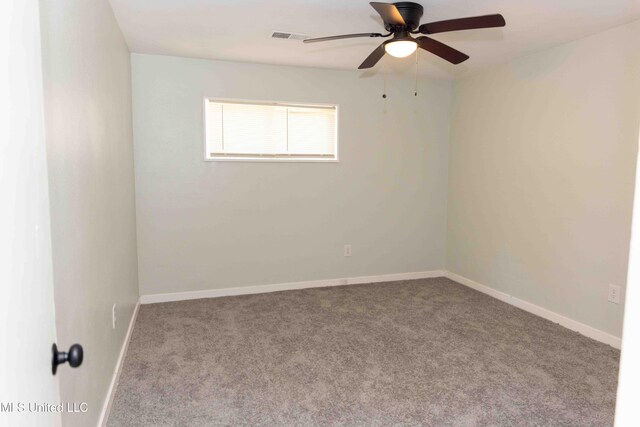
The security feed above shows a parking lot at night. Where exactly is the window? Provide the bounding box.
[204,99,338,161]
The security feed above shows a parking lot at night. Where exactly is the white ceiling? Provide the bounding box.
[109,0,640,79]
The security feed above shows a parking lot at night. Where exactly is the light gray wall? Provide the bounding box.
[132,54,452,296]
[446,21,640,337]
[39,0,139,425]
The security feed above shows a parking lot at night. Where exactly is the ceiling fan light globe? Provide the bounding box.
[385,40,418,58]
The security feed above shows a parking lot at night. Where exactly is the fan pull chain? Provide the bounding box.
[414,49,418,97]
[382,54,387,99]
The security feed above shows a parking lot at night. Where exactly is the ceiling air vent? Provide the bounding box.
[271,31,309,41]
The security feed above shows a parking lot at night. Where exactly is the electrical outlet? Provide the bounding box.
[608,285,621,304]
[344,244,352,257]
[112,303,117,329]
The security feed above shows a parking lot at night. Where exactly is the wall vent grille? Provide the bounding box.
[271,31,308,41]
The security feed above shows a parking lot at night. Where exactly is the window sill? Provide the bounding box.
[204,158,340,163]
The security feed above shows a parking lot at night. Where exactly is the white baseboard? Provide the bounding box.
[139,270,446,304]
[98,300,140,427]
[445,271,622,349]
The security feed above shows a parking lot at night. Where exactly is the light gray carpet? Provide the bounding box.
[108,278,619,426]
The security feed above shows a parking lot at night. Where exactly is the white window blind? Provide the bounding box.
[205,99,337,161]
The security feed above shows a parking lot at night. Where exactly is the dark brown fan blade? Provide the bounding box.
[303,33,385,43]
[416,36,469,64]
[419,14,505,35]
[358,41,388,69]
[370,2,405,25]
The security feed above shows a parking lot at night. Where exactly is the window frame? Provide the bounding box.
[202,97,340,163]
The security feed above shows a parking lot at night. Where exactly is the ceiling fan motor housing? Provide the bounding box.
[389,2,424,32]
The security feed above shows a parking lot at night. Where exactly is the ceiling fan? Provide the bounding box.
[303,2,505,69]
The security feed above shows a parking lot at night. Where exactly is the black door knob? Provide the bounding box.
[52,343,84,375]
